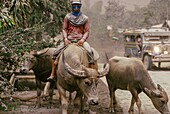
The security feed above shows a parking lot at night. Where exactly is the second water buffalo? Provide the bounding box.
[106,56,170,114]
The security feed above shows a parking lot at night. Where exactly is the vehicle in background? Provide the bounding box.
[123,27,170,70]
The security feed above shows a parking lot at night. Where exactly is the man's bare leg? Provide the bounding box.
[47,60,56,82]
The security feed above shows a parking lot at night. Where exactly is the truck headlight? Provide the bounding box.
[153,46,161,54]
[164,51,168,54]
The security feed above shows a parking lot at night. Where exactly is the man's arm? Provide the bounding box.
[77,19,90,46]
[62,17,71,45]
[82,19,90,41]
[62,17,68,40]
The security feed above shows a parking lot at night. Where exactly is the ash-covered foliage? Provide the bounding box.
[0,22,55,111]
[0,74,15,111]
[0,0,71,111]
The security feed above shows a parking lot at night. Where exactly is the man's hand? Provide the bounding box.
[64,39,71,45]
[77,39,85,46]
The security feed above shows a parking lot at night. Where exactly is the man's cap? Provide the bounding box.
[71,0,81,4]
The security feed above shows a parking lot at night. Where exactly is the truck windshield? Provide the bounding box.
[145,36,170,42]
[125,35,136,42]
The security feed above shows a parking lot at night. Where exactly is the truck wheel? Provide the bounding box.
[158,62,161,68]
[143,55,152,70]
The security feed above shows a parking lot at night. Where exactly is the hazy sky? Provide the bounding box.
[82,0,151,13]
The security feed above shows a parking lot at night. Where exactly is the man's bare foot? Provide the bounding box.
[47,76,55,82]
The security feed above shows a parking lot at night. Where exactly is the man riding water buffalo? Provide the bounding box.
[47,0,96,81]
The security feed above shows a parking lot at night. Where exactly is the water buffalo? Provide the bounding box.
[20,48,56,107]
[106,56,170,114]
[57,44,109,114]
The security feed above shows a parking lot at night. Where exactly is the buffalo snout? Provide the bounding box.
[162,106,170,114]
[88,97,99,105]
[163,112,170,114]
[20,67,29,74]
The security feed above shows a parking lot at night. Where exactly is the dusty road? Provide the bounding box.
[1,67,170,114]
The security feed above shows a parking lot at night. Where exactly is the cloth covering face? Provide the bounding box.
[66,12,88,26]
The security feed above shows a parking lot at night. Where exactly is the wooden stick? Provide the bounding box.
[9,74,16,85]
[12,93,56,101]
[15,75,35,79]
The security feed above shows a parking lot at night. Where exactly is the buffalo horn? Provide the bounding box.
[62,53,87,78]
[33,48,49,56]
[98,63,110,77]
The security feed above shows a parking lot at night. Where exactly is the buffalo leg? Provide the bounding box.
[111,90,123,112]
[36,79,42,108]
[68,92,72,104]
[81,94,90,114]
[57,83,68,114]
[107,79,122,113]
[74,91,90,113]
[128,96,135,114]
[109,89,115,113]
[106,78,114,112]
[108,88,120,112]
[74,91,82,107]
[48,81,55,108]
[129,88,143,114]
[74,91,86,113]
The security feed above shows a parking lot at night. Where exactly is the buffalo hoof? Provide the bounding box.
[47,104,53,109]
[114,105,123,112]
[109,107,114,113]
[128,111,134,114]
[128,110,135,114]
[34,104,41,108]
[73,98,81,107]
[42,96,48,101]
[79,109,96,114]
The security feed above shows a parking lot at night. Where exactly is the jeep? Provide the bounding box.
[123,27,170,70]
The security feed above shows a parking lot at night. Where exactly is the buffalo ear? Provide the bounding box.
[157,84,164,92]
[144,88,161,98]
[144,88,152,97]
[21,52,29,56]
[30,50,38,56]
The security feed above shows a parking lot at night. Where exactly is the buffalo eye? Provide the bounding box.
[25,57,30,61]
[161,100,165,104]
[84,79,91,86]
[30,57,34,62]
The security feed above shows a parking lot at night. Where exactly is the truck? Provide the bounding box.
[123,27,170,70]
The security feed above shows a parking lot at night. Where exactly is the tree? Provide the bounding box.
[145,0,170,25]
[104,0,125,29]
[123,0,170,28]
[0,0,71,34]
[0,1,71,110]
